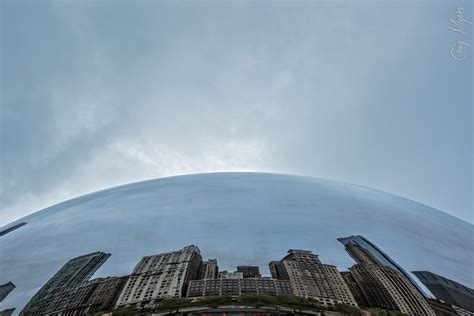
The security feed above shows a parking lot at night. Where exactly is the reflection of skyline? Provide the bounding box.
[14,235,473,315]
[1,173,472,312]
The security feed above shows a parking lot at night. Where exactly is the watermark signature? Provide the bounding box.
[449,5,472,61]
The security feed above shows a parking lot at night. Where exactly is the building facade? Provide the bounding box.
[51,276,129,315]
[348,264,398,310]
[115,245,202,307]
[85,276,128,313]
[237,266,261,278]
[199,259,219,279]
[218,271,244,279]
[20,251,110,315]
[413,271,474,312]
[340,272,368,307]
[337,235,426,296]
[48,279,101,315]
[341,241,435,315]
[269,249,357,307]
[269,261,284,279]
[187,278,293,297]
[0,282,15,302]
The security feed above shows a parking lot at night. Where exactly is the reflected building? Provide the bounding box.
[218,271,244,279]
[50,278,101,314]
[0,282,15,303]
[187,278,292,297]
[85,276,128,313]
[269,249,357,307]
[340,237,435,315]
[340,272,368,307]
[426,298,459,316]
[269,261,283,279]
[237,266,261,278]
[199,259,219,280]
[337,235,425,296]
[20,251,110,315]
[413,271,474,313]
[115,245,202,307]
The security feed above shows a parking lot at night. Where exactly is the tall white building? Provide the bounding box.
[115,245,202,307]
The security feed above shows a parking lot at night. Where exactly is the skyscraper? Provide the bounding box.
[20,251,110,315]
[340,239,435,315]
[269,249,357,306]
[269,261,283,279]
[115,245,202,307]
[347,264,398,310]
[237,266,261,278]
[86,276,128,313]
[413,271,474,312]
[49,278,101,314]
[337,235,425,296]
[199,259,219,279]
[340,272,368,307]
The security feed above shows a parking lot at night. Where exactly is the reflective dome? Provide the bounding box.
[1,172,472,312]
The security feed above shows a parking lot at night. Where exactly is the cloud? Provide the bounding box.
[1,0,472,225]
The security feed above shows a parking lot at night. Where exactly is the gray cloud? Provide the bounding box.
[1,0,472,225]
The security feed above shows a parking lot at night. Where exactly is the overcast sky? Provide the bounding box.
[1,0,472,225]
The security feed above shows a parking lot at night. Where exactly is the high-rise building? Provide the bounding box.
[341,240,435,315]
[20,251,110,315]
[199,259,219,279]
[348,264,398,310]
[269,249,357,307]
[0,282,15,302]
[413,271,474,312]
[237,266,261,278]
[337,235,425,296]
[86,276,128,313]
[340,272,368,307]
[115,245,202,307]
[43,276,128,315]
[49,278,101,314]
[269,261,283,279]
[187,278,293,297]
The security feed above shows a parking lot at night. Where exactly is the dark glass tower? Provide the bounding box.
[20,251,110,315]
[413,271,474,312]
[337,235,425,296]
